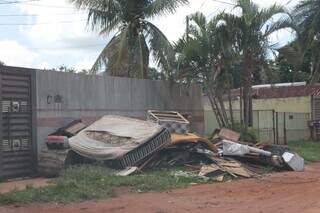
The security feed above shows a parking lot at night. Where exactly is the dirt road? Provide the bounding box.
[1,163,320,213]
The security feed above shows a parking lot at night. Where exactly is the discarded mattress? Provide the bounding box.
[69,115,171,163]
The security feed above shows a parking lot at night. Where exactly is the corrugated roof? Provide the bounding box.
[230,84,320,99]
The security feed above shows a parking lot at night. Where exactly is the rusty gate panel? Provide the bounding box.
[0,66,36,179]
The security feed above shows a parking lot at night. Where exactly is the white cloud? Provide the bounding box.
[10,0,299,69]
[153,0,299,43]
[0,40,39,67]
[73,56,96,70]
[36,61,50,69]
[13,0,103,69]
[17,0,90,42]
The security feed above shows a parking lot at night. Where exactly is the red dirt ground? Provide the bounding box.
[1,163,320,213]
[0,178,51,194]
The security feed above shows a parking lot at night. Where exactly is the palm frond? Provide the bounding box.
[278,44,304,70]
[144,21,174,74]
[144,0,189,19]
[262,16,292,38]
[136,32,150,78]
[114,25,130,75]
[90,33,120,74]
[259,4,285,25]
[188,12,207,32]
[69,0,122,33]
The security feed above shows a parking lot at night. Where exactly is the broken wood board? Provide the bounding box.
[218,161,253,178]
[218,128,240,141]
[210,157,255,178]
[199,164,221,176]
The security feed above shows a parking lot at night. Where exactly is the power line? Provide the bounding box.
[210,0,236,6]
[0,12,86,17]
[198,0,206,11]
[0,0,38,5]
[22,2,77,9]
[0,0,79,9]
[0,19,86,26]
[26,43,105,51]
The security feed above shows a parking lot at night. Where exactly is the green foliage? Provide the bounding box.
[0,165,207,205]
[288,141,320,163]
[56,65,76,73]
[282,0,320,83]
[232,123,258,143]
[69,0,188,77]
[148,67,165,80]
[49,65,90,74]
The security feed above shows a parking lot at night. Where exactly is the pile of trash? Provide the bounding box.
[38,110,304,180]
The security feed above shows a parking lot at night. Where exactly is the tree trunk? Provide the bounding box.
[240,87,243,125]
[242,51,253,129]
[228,87,235,128]
[207,91,222,128]
[207,88,230,128]
[310,61,320,84]
[217,94,230,128]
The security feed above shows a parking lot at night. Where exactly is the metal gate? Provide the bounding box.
[0,66,36,179]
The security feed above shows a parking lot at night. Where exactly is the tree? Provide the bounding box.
[51,65,90,74]
[276,44,311,83]
[0,60,4,66]
[148,67,165,80]
[70,0,188,78]
[294,0,320,83]
[219,0,289,128]
[56,65,76,73]
[175,12,236,128]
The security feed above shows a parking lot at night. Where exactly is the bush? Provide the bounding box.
[232,123,258,143]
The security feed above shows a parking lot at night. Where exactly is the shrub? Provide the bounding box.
[232,123,258,143]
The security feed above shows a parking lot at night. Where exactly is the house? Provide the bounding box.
[203,82,320,143]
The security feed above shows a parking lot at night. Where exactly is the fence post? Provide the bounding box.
[276,112,279,144]
[273,110,276,144]
[283,112,287,145]
[257,111,260,140]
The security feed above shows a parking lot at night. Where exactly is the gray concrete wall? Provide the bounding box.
[35,70,204,153]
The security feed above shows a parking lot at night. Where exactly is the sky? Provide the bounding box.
[0,0,300,71]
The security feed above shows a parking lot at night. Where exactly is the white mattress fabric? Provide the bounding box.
[69,115,163,160]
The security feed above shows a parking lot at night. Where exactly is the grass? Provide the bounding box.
[0,165,210,205]
[1,141,319,205]
[288,140,320,163]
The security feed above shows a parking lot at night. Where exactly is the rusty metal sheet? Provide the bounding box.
[0,66,36,179]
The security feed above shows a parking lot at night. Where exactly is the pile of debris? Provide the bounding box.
[38,111,304,180]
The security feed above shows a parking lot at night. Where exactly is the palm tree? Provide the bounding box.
[70,0,188,78]
[294,0,320,83]
[277,14,310,82]
[175,12,236,128]
[219,0,289,128]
